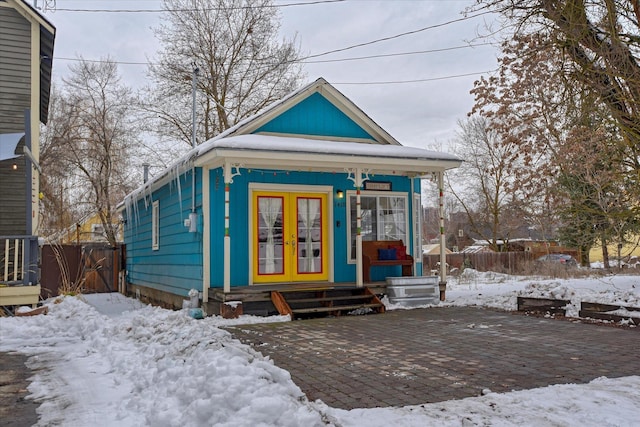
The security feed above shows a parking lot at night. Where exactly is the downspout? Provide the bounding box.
[191,67,199,217]
[438,171,447,300]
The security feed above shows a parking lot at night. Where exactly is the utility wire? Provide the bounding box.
[54,0,346,12]
[332,70,497,85]
[302,10,493,60]
[53,42,493,66]
[304,43,493,63]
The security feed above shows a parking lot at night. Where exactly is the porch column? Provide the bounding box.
[347,168,369,287]
[223,162,242,293]
[202,167,210,302]
[437,171,448,300]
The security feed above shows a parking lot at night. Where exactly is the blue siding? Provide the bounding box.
[124,168,204,297]
[253,93,376,140]
[208,168,416,287]
[124,167,423,294]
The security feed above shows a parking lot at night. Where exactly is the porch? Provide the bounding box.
[205,282,387,318]
[203,276,440,318]
[0,236,40,308]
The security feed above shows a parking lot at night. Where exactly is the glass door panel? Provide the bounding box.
[297,197,322,274]
[256,195,286,282]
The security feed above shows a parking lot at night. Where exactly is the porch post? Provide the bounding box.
[202,166,210,302]
[355,168,363,287]
[223,163,232,293]
[222,162,242,293]
[437,171,447,300]
[347,168,368,287]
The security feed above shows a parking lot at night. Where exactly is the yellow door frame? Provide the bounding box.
[249,184,333,285]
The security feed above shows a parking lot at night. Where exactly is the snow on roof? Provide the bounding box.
[196,134,461,163]
[120,78,461,207]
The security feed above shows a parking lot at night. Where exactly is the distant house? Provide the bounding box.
[422,244,452,256]
[51,212,123,244]
[460,244,493,254]
[120,78,462,313]
[0,0,55,304]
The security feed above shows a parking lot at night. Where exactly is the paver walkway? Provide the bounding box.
[0,352,39,427]
[226,307,640,410]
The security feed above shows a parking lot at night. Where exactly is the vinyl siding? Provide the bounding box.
[252,92,376,140]
[0,6,31,135]
[125,166,421,293]
[0,157,27,235]
[0,6,30,235]
[209,168,415,287]
[124,168,204,297]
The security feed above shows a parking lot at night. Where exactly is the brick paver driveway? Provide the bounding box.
[225,307,640,409]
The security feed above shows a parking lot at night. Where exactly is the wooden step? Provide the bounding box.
[271,287,385,319]
[292,303,383,315]
[285,294,375,304]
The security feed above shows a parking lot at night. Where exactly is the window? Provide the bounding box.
[152,200,159,250]
[347,193,408,261]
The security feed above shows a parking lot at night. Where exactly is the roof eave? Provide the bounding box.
[194,148,461,175]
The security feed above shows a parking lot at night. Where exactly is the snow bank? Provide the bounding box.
[318,376,640,427]
[0,297,323,427]
[1,273,640,426]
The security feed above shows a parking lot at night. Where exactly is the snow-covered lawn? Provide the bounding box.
[1,270,639,426]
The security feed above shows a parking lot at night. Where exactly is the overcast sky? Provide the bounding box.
[36,0,498,151]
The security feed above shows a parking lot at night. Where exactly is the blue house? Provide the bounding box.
[121,78,461,315]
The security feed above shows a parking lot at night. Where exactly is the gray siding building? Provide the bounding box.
[0,0,54,295]
[0,0,54,236]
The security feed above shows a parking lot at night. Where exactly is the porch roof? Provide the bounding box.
[194,134,461,176]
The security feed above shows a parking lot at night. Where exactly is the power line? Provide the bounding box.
[52,42,493,67]
[54,0,346,12]
[301,10,494,60]
[305,43,493,63]
[332,70,497,85]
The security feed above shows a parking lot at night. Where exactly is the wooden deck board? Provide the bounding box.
[211,282,386,303]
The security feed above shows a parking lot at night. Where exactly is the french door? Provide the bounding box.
[253,191,328,283]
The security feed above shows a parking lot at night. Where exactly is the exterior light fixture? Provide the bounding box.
[336,189,344,199]
[12,163,18,170]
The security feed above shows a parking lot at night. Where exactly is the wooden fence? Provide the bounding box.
[41,244,122,298]
[423,251,534,275]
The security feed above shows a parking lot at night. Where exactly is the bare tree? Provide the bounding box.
[144,0,304,148]
[42,58,140,246]
[470,0,640,188]
[40,85,77,240]
[448,115,529,250]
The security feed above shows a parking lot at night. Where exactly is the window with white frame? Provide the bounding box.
[347,192,408,261]
[152,200,160,250]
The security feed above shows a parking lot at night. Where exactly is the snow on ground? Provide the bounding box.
[385,269,640,320]
[1,271,639,426]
